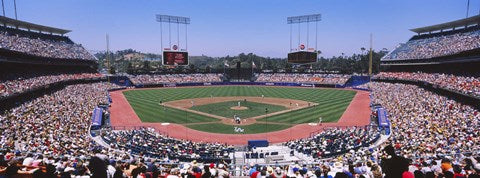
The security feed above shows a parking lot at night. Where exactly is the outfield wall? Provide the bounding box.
[134,81,344,89]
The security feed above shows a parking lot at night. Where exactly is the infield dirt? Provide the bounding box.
[162,96,318,125]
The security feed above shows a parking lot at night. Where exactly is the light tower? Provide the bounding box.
[156,15,190,66]
[287,14,321,64]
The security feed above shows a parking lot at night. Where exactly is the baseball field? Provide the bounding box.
[122,86,356,134]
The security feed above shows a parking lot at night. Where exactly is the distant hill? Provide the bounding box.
[94,49,162,61]
[94,49,387,74]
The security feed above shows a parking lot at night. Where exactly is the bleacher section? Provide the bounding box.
[0,27,94,61]
[344,75,370,87]
[130,73,224,86]
[0,16,94,60]
[101,128,234,163]
[255,73,351,85]
[383,15,480,62]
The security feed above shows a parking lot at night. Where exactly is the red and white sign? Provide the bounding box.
[299,44,305,50]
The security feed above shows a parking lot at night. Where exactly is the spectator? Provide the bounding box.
[0,27,95,60]
[130,73,224,85]
[380,145,408,178]
[383,27,480,60]
[256,73,350,85]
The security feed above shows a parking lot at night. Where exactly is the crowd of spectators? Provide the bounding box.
[374,72,480,97]
[383,27,480,60]
[101,127,233,163]
[286,126,380,159]
[0,28,95,60]
[3,146,480,177]
[0,72,103,98]
[366,82,480,164]
[2,76,480,177]
[129,74,224,85]
[255,73,351,85]
[0,80,236,177]
[0,82,117,157]
[254,81,480,177]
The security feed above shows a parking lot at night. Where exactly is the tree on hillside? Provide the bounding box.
[95,47,387,74]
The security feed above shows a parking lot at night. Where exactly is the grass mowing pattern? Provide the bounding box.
[190,101,287,118]
[121,95,217,124]
[122,86,356,134]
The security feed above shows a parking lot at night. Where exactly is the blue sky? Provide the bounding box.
[7,0,479,57]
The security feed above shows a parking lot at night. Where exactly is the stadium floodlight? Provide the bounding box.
[287,14,321,64]
[156,14,191,66]
[156,15,191,24]
[287,14,321,24]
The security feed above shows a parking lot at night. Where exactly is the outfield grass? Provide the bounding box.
[190,100,287,118]
[122,86,356,134]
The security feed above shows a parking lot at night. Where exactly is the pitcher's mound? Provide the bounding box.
[230,106,248,110]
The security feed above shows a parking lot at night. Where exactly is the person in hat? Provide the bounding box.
[113,164,127,178]
[217,164,229,178]
[319,165,332,178]
[248,163,257,176]
[370,164,382,178]
[107,159,117,178]
[202,165,212,178]
[380,145,409,178]
[265,166,275,178]
[272,166,285,178]
[250,164,260,178]
[209,163,217,177]
[167,168,180,178]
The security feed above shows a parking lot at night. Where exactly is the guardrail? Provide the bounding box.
[110,125,168,136]
[308,125,381,138]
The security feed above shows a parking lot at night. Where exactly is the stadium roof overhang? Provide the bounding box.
[0,16,71,35]
[410,15,480,34]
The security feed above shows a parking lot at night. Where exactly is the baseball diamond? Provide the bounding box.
[109,86,371,143]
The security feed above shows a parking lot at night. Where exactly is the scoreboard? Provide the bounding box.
[163,51,189,65]
[288,51,317,64]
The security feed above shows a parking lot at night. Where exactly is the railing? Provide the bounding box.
[110,125,168,137]
[308,125,380,138]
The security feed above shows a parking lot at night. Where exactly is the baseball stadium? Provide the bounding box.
[1,1,480,178]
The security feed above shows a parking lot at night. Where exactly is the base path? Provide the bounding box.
[109,88,371,145]
[163,96,318,125]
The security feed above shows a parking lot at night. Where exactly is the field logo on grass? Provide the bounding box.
[234,127,244,133]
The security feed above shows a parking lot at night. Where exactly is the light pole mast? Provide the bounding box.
[106,34,111,75]
[368,34,373,75]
